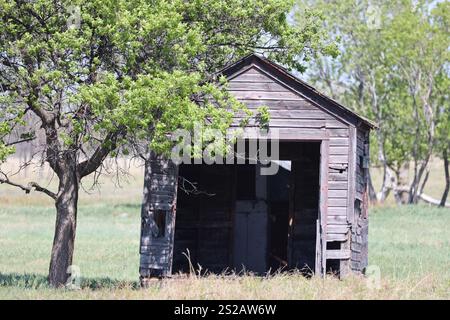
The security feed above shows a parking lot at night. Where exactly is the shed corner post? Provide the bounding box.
[139,152,179,288]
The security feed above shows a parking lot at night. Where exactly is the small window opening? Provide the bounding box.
[326,241,341,275]
[154,210,166,238]
[355,199,362,218]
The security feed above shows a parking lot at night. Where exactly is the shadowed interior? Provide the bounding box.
[172,142,322,275]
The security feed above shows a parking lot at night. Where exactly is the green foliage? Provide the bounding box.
[0,0,337,164]
[303,0,449,174]
[256,106,270,130]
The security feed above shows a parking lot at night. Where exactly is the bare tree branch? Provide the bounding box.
[0,175,56,199]
[5,136,35,146]
[178,176,215,196]
[78,128,125,178]
[388,185,450,208]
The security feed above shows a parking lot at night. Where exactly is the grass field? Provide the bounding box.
[0,159,449,299]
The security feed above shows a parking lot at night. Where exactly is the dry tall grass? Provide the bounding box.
[0,157,449,299]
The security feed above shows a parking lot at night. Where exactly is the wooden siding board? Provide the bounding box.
[327,233,348,242]
[229,90,305,101]
[327,225,350,234]
[328,189,348,198]
[330,137,350,146]
[228,81,290,92]
[330,146,350,155]
[326,249,351,260]
[328,181,348,190]
[236,100,317,110]
[328,198,347,207]
[328,207,347,216]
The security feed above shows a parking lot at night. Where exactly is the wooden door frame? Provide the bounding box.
[226,136,329,275]
[317,139,329,276]
[276,137,329,275]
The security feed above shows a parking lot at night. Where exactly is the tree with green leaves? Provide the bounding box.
[0,0,337,286]
[302,0,449,205]
[435,72,450,207]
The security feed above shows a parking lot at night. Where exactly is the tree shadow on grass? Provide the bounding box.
[0,273,140,290]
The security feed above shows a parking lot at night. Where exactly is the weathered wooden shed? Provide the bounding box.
[139,54,375,284]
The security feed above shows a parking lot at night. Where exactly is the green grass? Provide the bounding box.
[0,159,449,299]
[369,205,450,281]
[0,203,141,282]
[0,203,448,299]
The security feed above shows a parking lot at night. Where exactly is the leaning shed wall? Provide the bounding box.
[227,65,354,274]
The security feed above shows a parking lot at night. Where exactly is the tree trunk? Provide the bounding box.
[367,169,377,203]
[48,171,79,287]
[418,167,430,196]
[395,163,409,205]
[440,149,450,208]
[378,163,394,203]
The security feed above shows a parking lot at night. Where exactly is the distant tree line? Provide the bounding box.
[302,0,449,206]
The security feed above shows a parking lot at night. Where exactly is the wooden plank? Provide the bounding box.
[326,225,349,234]
[328,189,348,198]
[288,159,296,267]
[228,81,289,92]
[326,249,351,260]
[326,119,348,129]
[231,72,275,83]
[329,137,350,147]
[328,181,348,190]
[329,172,348,182]
[229,90,304,101]
[327,128,349,137]
[347,126,357,218]
[240,67,265,75]
[319,139,329,276]
[238,99,315,110]
[327,215,348,225]
[329,155,349,164]
[315,219,321,274]
[328,207,347,216]
[326,233,348,242]
[330,146,349,155]
[233,127,329,141]
[233,118,326,129]
[264,110,333,119]
[140,254,169,267]
[328,198,347,207]
[268,119,326,128]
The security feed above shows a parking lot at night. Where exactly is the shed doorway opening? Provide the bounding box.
[172,141,321,275]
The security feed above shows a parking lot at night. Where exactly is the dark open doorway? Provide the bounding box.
[172,141,321,275]
[267,161,290,270]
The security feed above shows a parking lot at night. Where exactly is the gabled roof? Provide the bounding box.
[218,53,377,130]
